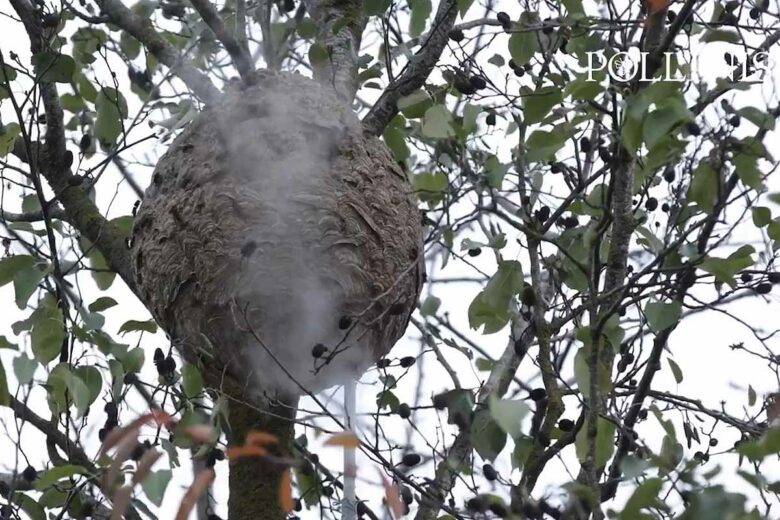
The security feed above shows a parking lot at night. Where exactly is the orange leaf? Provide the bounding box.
[101,410,173,454]
[132,450,162,486]
[379,472,404,519]
[246,430,279,446]
[182,424,215,443]
[324,432,360,449]
[647,0,670,14]
[103,432,141,491]
[175,468,216,520]
[109,486,133,520]
[225,445,269,459]
[278,469,294,512]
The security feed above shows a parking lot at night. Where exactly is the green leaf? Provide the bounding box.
[76,73,98,103]
[142,469,172,507]
[508,30,535,66]
[308,43,329,68]
[116,347,145,373]
[642,98,690,151]
[0,64,18,99]
[668,358,683,384]
[0,255,35,287]
[698,245,755,287]
[737,107,775,130]
[384,126,409,162]
[522,86,562,125]
[31,298,66,364]
[445,389,474,426]
[0,360,9,407]
[35,465,88,490]
[525,125,573,163]
[734,148,762,190]
[62,368,92,417]
[14,260,47,309]
[14,492,46,520]
[120,31,142,59]
[457,0,474,17]
[421,104,454,139]
[561,0,584,15]
[468,261,523,334]
[687,162,719,213]
[13,354,38,385]
[74,366,102,409]
[769,218,780,242]
[398,90,433,119]
[32,52,76,83]
[0,336,16,350]
[484,154,507,188]
[471,409,507,462]
[0,122,21,157]
[89,296,118,312]
[701,29,740,43]
[408,0,431,37]
[419,295,441,316]
[95,87,128,145]
[575,417,616,468]
[118,319,158,335]
[489,395,530,440]
[413,171,448,204]
[620,478,663,519]
[644,300,682,334]
[736,427,780,461]
[60,93,86,112]
[181,363,204,398]
[752,207,771,228]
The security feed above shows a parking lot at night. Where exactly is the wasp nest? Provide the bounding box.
[131,72,424,401]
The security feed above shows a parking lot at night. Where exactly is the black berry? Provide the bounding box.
[402,453,421,467]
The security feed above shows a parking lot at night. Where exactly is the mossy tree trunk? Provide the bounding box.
[227,398,299,519]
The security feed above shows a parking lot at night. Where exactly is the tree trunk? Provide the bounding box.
[227,397,299,520]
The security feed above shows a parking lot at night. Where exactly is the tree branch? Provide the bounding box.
[7,0,139,297]
[362,0,458,135]
[97,0,221,103]
[304,0,365,100]
[188,0,253,79]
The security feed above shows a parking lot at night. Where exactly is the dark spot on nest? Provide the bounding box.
[240,240,257,257]
[152,172,162,185]
[170,206,185,226]
[247,102,271,119]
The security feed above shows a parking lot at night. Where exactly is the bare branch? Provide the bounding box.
[362,0,458,135]
[188,0,253,79]
[98,0,221,103]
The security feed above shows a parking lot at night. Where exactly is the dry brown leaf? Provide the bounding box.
[103,431,141,491]
[132,449,162,486]
[225,445,269,459]
[278,469,294,512]
[246,430,279,446]
[175,468,216,520]
[109,485,133,520]
[646,0,670,14]
[182,424,215,443]
[379,471,404,519]
[324,432,360,449]
[101,410,173,455]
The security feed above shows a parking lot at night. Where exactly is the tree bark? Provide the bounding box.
[227,397,299,520]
